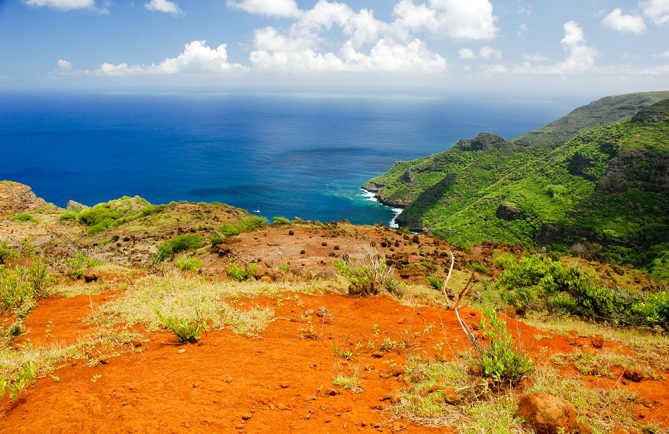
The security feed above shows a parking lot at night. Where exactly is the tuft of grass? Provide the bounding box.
[334,249,402,297]
[11,213,38,223]
[175,255,203,272]
[214,216,267,239]
[332,368,362,393]
[551,350,660,380]
[65,252,102,279]
[156,310,204,343]
[156,235,204,261]
[272,217,291,225]
[226,262,258,282]
[0,243,19,265]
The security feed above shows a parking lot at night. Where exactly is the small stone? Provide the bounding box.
[623,368,643,382]
[225,377,233,383]
[371,351,384,359]
[442,386,461,405]
[300,250,306,255]
[280,382,289,389]
[322,242,328,246]
[288,231,295,236]
[178,348,186,354]
[325,388,338,396]
[517,393,577,434]
[277,402,288,411]
[591,335,604,349]
[242,413,253,421]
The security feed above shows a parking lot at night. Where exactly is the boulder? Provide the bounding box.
[517,393,577,434]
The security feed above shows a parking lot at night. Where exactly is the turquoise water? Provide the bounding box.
[0,92,572,225]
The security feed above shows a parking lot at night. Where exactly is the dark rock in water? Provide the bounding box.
[496,202,523,221]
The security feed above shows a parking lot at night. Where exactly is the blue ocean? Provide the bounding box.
[0,92,577,225]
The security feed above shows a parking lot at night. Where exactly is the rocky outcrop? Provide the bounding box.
[517,393,578,434]
[454,133,509,152]
[0,181,56,217]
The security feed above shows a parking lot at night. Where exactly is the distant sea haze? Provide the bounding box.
[0,92,570,226]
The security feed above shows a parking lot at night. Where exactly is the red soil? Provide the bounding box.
[1,292,667,433]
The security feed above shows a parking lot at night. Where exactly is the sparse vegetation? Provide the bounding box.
[215,216,267,238]
[11,213,38,223]
[334,250,402,296]
[0,261,51,313]
[175,255,203,272]
[478,310,533,385]
[226,262,258,281]
[156,310,204,343]
[65,252,102,279]
[156,235,204,261]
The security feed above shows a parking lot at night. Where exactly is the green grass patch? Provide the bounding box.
[11,213,38,223]
[156,235,204,261]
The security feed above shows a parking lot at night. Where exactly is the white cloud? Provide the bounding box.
[458,48,475,59]
[457,46,501,60]
[393,0,498,40]
[251,38,446,73]
[56,59,73,71]
[479,45,502,60]
[655,49,669,58]
[96,41,245,76]
[644,0,669,25]
[556,21,597,73]
[485,21,596,76]
[517,23,528,36]
[145,0,181,15]
[602,8,646,34]
[23,0,94,10]
[227,0,300,18]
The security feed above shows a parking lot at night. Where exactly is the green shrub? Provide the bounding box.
[498,255,669,329]
[226,262,258,281]
[156,235,204,261]
[0,243,18,265]
[216,216,267,237]
[0,361,36,399]
[156,311,204,343]
[65,252,101,279]
[479,310,533,385]
[427,276,443,291]
[272,217,291,225]
[175,255,203,272]
[334,251,402,297]
[11,213,38,223]
[0,261,51,313]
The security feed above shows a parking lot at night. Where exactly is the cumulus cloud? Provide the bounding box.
[484,21,597,76]
[458,46,502,60]
[458,48,475,59]
[96,41,245,76]
[56,59,73,72]
[251,37,446,73]
[393,0,498,40]
[227,0,300,18]
[244,1,446,74]
[23,0,95,10]
[602,8,646,34]
[556,21,597,73]
[145,0,181,15]
[644,0,669,25]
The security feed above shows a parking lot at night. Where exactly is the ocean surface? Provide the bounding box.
[0,92,576,225]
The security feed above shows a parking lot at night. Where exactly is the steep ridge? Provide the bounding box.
[365,92,669,275]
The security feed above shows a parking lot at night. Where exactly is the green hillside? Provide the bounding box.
[365,93,669,277]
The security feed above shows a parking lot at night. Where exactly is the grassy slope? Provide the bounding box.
[364,92,669,208]
[365,93,669,274]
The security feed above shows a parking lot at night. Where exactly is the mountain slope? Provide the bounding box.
[365,93,669,274]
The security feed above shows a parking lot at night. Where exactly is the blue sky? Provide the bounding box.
[1,0,668,94]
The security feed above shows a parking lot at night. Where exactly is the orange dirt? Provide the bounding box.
[3,290,667,433]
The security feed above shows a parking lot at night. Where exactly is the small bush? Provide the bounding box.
[479,310,533,385]
[65,252,101,279]
[175,255,203,272]
[11,213,38,223]
[272,217,291,225]
[427,276,443,291]
[226,262,258,281]
[0,243,18,265]
[0,261,51,313]
[216,216,268,237]
[334,250,402,297]
[0,361,36,399]
[156,235,204,261]
[156,311,204,343]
